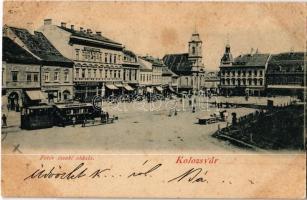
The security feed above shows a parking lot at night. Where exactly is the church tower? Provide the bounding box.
[220,43,233,66]
[188,32,204,72]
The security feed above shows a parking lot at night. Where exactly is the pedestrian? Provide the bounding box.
[2,114,7,127]
[15,103,20,112]
[106,112,109,123]
[72,116,76,127]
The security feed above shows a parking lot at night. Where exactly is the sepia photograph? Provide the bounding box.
[1,1,306,198]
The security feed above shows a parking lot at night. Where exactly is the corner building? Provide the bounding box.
[39,19,124,101]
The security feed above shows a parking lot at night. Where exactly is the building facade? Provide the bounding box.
[163,32,206,92]
[138,57,153,94]
[2,37,42,110]
[219,44,270,96]
[122,49,140,93]
[266,52,305,98]
[4,25,74,103]
[141,56,163,93]
[38,19,124,101]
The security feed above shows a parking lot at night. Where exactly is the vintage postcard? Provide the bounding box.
[1,1,306,198]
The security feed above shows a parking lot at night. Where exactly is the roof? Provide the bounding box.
[163,53,193,75]
[269,52,305,63]
[162,67,173,76]
[190,33,202,43]
[58,26,122,46]
[9,26,73,66]
[2,37,40,64]
[141,56,165,67]
[232,53,270,67]
[267,52,305,73]
[138,57,152,72]
[123,49,137,58]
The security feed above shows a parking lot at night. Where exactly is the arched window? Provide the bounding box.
[192,46,196,54]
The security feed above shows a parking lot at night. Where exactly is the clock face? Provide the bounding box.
[92,95,103,111]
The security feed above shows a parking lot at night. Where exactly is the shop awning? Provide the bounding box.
[169,86,175,92]
[105,84,118,90]
[124,85,134,91]
[115,83,124,87]
[156,86,163,92]
[25,90,46,100]
[146,87,153,93]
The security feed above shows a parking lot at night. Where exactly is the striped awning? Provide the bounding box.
[124,84,134,91]
[105,84,118,90]
[156,86,163,92]
[115,83,124,87]
[25,90,46,100]
[146,87,153,93]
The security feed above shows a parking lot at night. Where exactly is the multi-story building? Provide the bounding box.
[3,25,74,103]
[161,67,179,95]
[138,57,153,94]
[266,52,305,98]
[141,56,163,93]
[2,37,42,110]
[163,31,206,92]
[122,49,139,93]
[219,44,270,96]
[203,71,220,93]
[38,19,124,101]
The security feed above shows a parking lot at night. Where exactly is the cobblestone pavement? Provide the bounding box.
[1,96,298,154]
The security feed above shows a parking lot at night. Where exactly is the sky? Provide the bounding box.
[3,1,307,70]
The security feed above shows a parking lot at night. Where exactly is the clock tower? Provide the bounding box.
[188,32,204,72]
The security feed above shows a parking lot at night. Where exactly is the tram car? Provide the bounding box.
[20,105,55,130]
[20,103,102,129]
[53,103,102,126]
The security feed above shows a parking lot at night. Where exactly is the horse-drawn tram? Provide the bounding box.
[53,103,101,126]
[20,105,54,130]
[20,103,102,130]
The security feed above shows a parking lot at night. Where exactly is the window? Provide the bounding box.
[100,69,103,78]
[82,69,86,78]
[105,69,108,78]
[99,53,102,62]
[33,73,39,82]
[64,71,69,82]
[54,71,59,81]
[88,69,91,78]
[260,70,263,76]
[105,53,108,63]
[110,70,113,78]
[75,49,80,60]
[11,71,18,82]
[192,46,196,54]
[254,70,257,76]
[118,70,121,79]
[26,73,32,82]
[114,70,117,78]
[44,72,49,82]
[109,54,112,63]
[76,68,80,78]
[114,55,116,63]
[94,69,97,78]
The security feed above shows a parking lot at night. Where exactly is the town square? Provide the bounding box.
[1,2,306,154]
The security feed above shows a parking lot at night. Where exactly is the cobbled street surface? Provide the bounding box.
[1,96,300,154]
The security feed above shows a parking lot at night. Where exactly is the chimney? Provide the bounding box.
[71,25,75,30]
[80,27,83,32]
[44,19,52,25]
[96,31,102,36]
[61,22,66,28]
[27,22,34,35]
